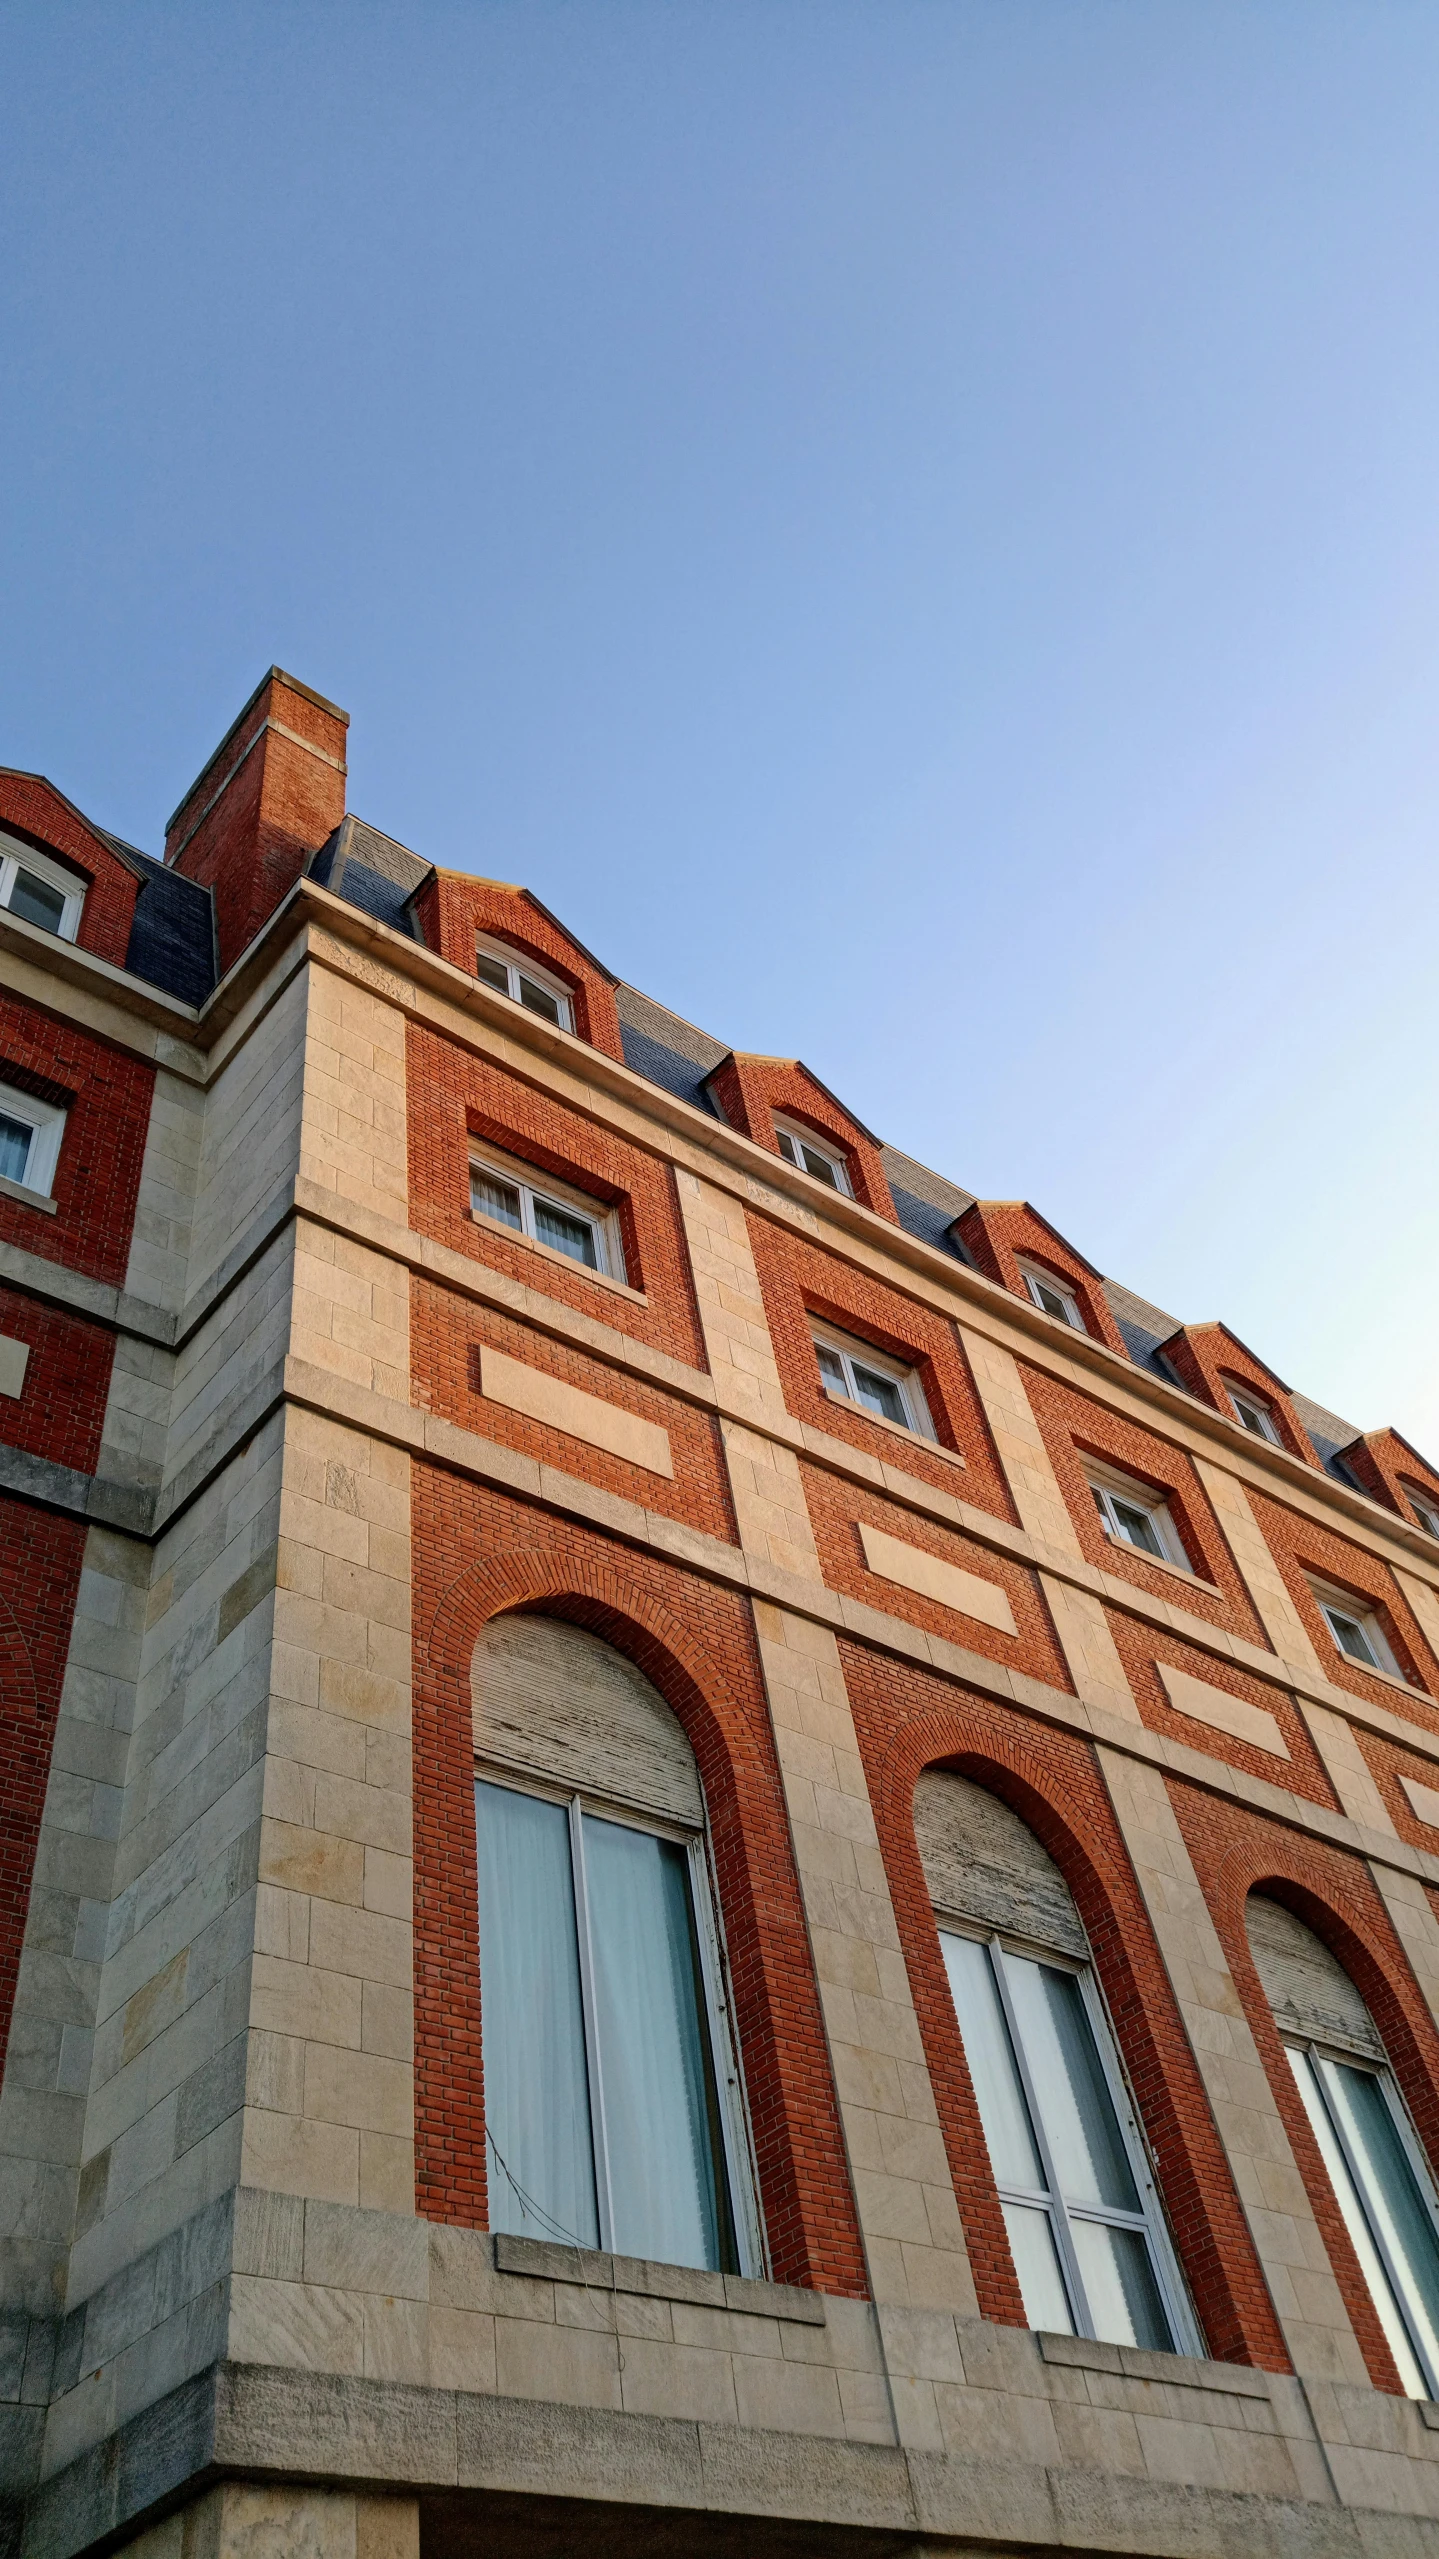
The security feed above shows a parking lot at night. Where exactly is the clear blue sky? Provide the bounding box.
[4,4,1438,1448]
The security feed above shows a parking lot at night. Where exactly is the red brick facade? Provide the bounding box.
[409,1467,870,2296]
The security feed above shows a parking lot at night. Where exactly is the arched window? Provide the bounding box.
[473,1614,760,2275]
[917,1770,1197,2353]
[1248,1892,1439,2396]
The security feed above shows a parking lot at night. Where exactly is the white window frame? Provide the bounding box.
[810,1320,934,1440]
[0,1080,66,1199]
[1086,1461,1189,1570]
[1018,1261,1085,1333]
[1402,1485,1439,1543]
[1227,1381,1282,1446]
[0,834,85,943]
[1310,1579,1401,1677]
[938,1919,1199,2355]
[470,1142,625,1282]
[1285,2036,1439,2399]
[474,934,575,1032]
[475,1760,764,2278]
[774,1117,852,1196]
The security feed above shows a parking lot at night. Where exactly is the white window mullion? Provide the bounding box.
[568,1796,615,2253]
[989,1938,1093,2336]
[687,1836,764,2279]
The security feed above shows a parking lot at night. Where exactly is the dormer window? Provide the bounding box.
[0,835,84,943]
[1311,1581,1402,1677]
[1403,1485,1439,1542]
[1019,1261,1085,1332]
[474,935,574,1032]
[775,1118,850,1195]
[1227,1382,1281,1445]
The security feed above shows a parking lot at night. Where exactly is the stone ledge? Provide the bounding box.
[492,2233,826,2323]
[1037,2329,1276,2398]
[26,2358,1439,2559]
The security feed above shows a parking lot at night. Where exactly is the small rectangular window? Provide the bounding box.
[810,1323,934,1439]
[0,836,84,943]
[474,935,575,1032]
[1019,1262,1085,1332]
[470,1144,622,1281]
[1403,1486,1439,1542]
[775,1118,851,1195]
[1087,1465,1188,1570]
[1228,1384,1281,1445]
[1312,1583,1399,1676]
[0,1081,65,1199]
[940,1929,1194,2352]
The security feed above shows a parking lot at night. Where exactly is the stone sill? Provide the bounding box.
[1098,1529,1222,1598]
[492,2231,826,2324]
[467,1209,649,1305]
[821,1386,966,1469]
[1037,2329,1274,2399]
[0,1173,57,1215]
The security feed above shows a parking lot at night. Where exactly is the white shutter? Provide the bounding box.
[914,1770,1087,1959]
[473,1615,703,1828]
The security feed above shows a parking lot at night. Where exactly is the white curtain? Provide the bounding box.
[583,1813,721,2268]
[476,1782,599,2247]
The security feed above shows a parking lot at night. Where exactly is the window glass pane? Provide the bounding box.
[1070,2218,1174,2351]
[473,1173,524,1231]
[1002,2202,1073,2332]
[1320,2058,1439,2391]
[1111,1499,1164,1560]
[1004,1958,1140,2213]
[814,1343,847,1396]
[476,1783,598,2248]
[851,1362,907,1428]
[1288,2050,1427,2396]
[0,1114,32,1185]
[475,951,511,994]
[798,1141,840,1188]
[1032,1277,1067,1321]
[940,1932,1044,2191]
[582,1815,728,2270]
[518,974,564,1025]
[776,1130,800,1167]
[533,1197,600,1268]
[1327,1610,1378,1667]
[8,869,67,934]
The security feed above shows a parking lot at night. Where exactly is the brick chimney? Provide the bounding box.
[165,669,348,976]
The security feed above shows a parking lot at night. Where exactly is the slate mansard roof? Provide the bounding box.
[90,809,1374,1483]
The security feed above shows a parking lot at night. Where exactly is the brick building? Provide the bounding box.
[5,671,1439,2556]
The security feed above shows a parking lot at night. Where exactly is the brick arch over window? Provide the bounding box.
[413,1540,867,2295]
[842,1650,1290,2368]
[1174,1783,1439,2396]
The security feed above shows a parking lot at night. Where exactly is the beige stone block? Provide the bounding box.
[618,2334,740,2424]
[303,2043,412,2137]
[428,2303,498,2394]
[259,1820,365,1907]
[251,1953,364,2050]
[241,2107,359,2205]
[1156,1661,1289,1758]
[306,1900,412,1988]
[227,2272,365,2375]
[362,1848,413,1919]
[494,2313,623,2409]
[857,1522,1017,1633]
[360,2130,415,2212]
[476,1344,673,1477]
